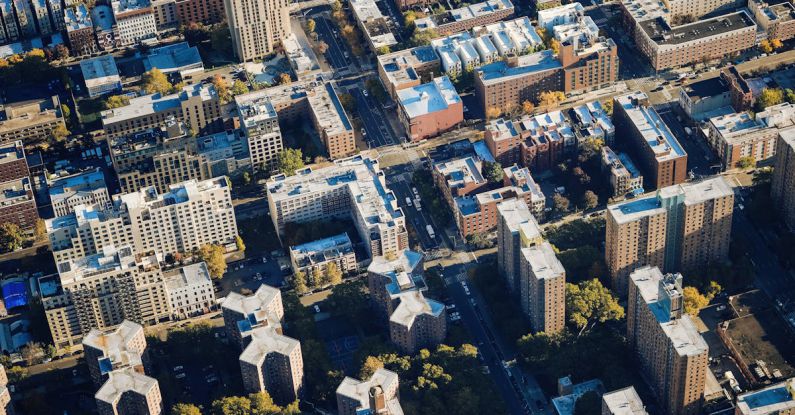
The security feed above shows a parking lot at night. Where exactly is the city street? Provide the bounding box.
[351,87,397,147]
[313,15,350,72]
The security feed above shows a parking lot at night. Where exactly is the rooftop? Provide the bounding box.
[83,320,144,374]
[497,199,537,236]
[390,290,445,328]
[111,0,151,15]
[573,100,615,138]
[378,46,440,87]
[397,76,461,119]
[709,111,765,142]
[56,245,146,286]
[615,91,686,161]
[239,325,300,364]
[520,242,564,280]
[282,33,320,77]
[601,386,647,415]
[477,50,562,83]
[307,83,353,136]
[114,176,228,212]
[682,76,730,101]
[221,283,281,318]
[48,168,107,206]
[163,262,211,291]
[0,177,33,208]
[551,378,605,415]
[80,55,121,90]
[658,175,733,206]
[337,369,404,415]
[434,156,485,191]
[235,89,278,127]
[64,3,92,32]
[504,164,545,202]
[101,83,217,125]
[479,16,542,55]
[90,4,115,31]
[95,367,158,405]
[289,233,354,268]
[0,141,25,165]
[143,42,203,75]
[367,250,424,294]
[552,15,599,44]
[537,2,585,30]
[350,0,397,48]
[736,378,795,415]
[621,0,669,22]
[757,1,795,24]
[641,10,755,45]
[757,102,795,129]
[414,0,513,30]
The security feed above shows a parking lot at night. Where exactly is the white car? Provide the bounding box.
[405,197,413,206]
[363,90,369,97]
[313,305,321,313]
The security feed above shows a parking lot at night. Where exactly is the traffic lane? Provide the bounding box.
[444,271,528,415]
[392,180,439,250]
[316,17,347,70]
[352,88,392,147]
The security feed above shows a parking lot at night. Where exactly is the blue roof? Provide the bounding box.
[473,141,495,162]
[2,281,27,309]
[741,386,792,409]
[98,357,114,374]
[617,197,661,215]
[618,152,641,178]
[326,83,352,131]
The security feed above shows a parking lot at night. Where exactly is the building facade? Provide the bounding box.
[163,262,215,319]
[337,369,403,415]
[0,95,66,145]
[49,168,110,217]
[771,127,795,231]
[288,233,357,284]
[111,0,157,45]
[0,177,38,233]
[223,0,289,61]
[0,141,29,184]
[397,76,463,142]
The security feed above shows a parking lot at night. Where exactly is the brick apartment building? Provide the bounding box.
[413,0,514,36]
[0,141,29,184]
[397,76,464,141]
[771,127,795,231]
[175,0,224,24]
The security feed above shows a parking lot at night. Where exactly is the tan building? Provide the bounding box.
[95,367,163,415]
[163,262,216,319]
[376,46,441,99]
[748,0,795,42]
[337,368,403,415]
[771,127,795,231]
[497,198,542,294]
[613,92,687,189]
[475,50,563,116]
[413,0,514,36]
[83,320,148,387]
[0,95,66,145]
[601,147,644,199]
[397,76,463,142]
[606,177,734,295]
[224,0,289,61]
[602,386,647,415]
[368,251,446,353]
[628,266,708,415]
[235,91,284,173]
[101,83,223,140]
[222,284,303,405]
[49,168,110,217]
[707,102,795,170]
[306,84,356,159]
[47,177,238,263]
[0,365,14,415]
[44,247,171,349]
[735,377,795,415]
[520,241,565,334]
[288,233,357,285]
[266,156,408,258]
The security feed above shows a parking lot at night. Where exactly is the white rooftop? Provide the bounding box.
[111,0,151,15]
[163,262,211,291]
[239,325,300,364]
[337,369,404,415]
[615,91,686,161]
[56,245,141,286]
[397,76,460,119]
[414,0,513,30]
[221,283,280,317]
[497,198,538,233]
[83,320,144,372]
[521,242,564,280]
[480,16,542,56]
[64,3,92,31]
[95,367,158,405]
[80,55,120,89]
[350,0,397,48]
[602,386,647,415]
[390,290,444,328]
[537,2,585,30]
[101,83,217,125]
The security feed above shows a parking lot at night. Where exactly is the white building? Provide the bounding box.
[337,368,403,415]
[537,2,585,31]
[49,168,110,217]
[163,262,215,319]
[111,0,157,45]
[80,55,122,98]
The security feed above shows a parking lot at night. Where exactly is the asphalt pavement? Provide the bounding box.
[351,87,397,147]
[314,16,349,71]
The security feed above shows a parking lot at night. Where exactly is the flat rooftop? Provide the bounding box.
[504,164,545,202]
[736,378,795,414]
[95,367,158,405]
[80,55,120,89]
[615,91,685,162]
[485,118,519,142]
[682,76,730,101]
[609,176,732,223]
[307,83,353,136]
[434,156,485,190]
[641,11,755,45]
[397,76,461,119]
[537,2,584,30]
[621,0,669,22]
[477,50,562,83]
[520,242,564,280]
[56,245,140,286]
[49,168,107,205]
[414,0,513,29]
[350,0,397,48]
[240,325,300,364]
[497,198,537,233]
[709,111,765,142]
[111,0,151,15]
[480,16,542,55]
[64,3,92,31]
[0,177,32,207]
[83,320,144,372]
[143,42,203,75]
[115,176,228,211]
[289,233,353,268]
[163,262,211,291]
[221,283,280,317]
[337,369,404,415]
[0,141,24,165]
[378,46,439,87]
[101,83,216,125]
[601,386,647,415]
[235,89,278,127]
[759,1,795,23]
[390,290,444,328]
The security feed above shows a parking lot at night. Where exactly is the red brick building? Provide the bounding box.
[0,141,29,184]
[175,0,224,25]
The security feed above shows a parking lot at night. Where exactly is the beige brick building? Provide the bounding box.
[520,241,565,334]
[0,366,14,415]
[95,367,163,415]
[497,198,542,294]
[606,177,734,295]
[49,168,110,217]
[628,266,708,415]
[222,284,303,405]
[367,251,446,353]
[0,95,66,146]
[771,127,795,231]
[337,369,403,415]
[224,0,289,61]
[83,320,148,387]
[749,0,795,42]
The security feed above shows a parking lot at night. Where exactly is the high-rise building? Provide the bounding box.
[47,177,238,263]
[95,368,162,415]
[266,156,408,258]
[627,266,708,415]
[49,168,110,217]
[606,177,734,295]
[601,386,647,415]
[0,141,29,184]
[497,198,542,294]
[367,251,446,353]
[223,0,289,61]
[222,285,303,405]
[520,241,565,334]
[772,127,795,231]
[234,91,284,172]
[0,95,66,146]
[83,320,148,387]
[0,365,13,415]
[337,368,403,415]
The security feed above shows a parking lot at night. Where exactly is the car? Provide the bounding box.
[313,305,321,313]
[405,197,413,206]
[255,272,262,280]
[262,257,268,263]
[175,373,186,379]
[363,90,369,97]
[716,305,726,311]
[173,366,184,372]
[445,304,456,310]
[361,128,367,136]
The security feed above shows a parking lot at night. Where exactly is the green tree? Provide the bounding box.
[212,396,251,415]
[575,391,601,415]
[171,403,202,415]
[582,190,598,210]
[737,156,756,169]
[0,223,24,253]
[44,344,57,359]
[231,79,249,96]
[34,218,46,241]
[142,68,173,95]
[326,280,369,326]
[410,29,439,46]
[516,331,558,371]
[105,95,130,109]
[553,193,570,213]
[785,88,795,104]
[248,392,281,414]
[465,232,493,249]
[198,244,227,279]
[235,235,246,253]
[50,124,70,142]
[376,45,391,55]
[276,148,305,176]
[326,262,343,285]
[6,366,27,383]
[755,87,785,111]
[306,18,316,33]
[293,270,308,294]
[211,24,232,53]
[481,160,503,183]
[565,279,624,335]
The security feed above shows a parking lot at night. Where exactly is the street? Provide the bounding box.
[351,86,397,147]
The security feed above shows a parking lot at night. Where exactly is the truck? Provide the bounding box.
[426,225,435,239]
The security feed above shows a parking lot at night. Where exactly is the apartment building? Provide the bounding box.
[95,367,163,415]
[367,251,446,353]
[234,90,284,172]
[735,377,795,415]
[520,241,565,334]
[111,0,157,45]
[484,109,575,171]
[43,246,169,348]
[83,320,148,387]
[150,0,177,29]
[337,369,403,415]
[174,0,224,25]
[397,76,464,142]
[504,164,545,216]
[454,184,540,237]
[0,177,38,233]
[0,95,66,145]
[306,83,356,159]
[377,46,441,99]
[707,102,795,170]
[0,141,29,184]
[350,0,397,52]
[91,5,118,51]
[266,156,408,258]
[601,147,644,199]
[14,0,35,36]
[679,65,754,121]
[628,267,708,415]
[749,0,795,41]
[101,83,222,140]
[0,365,14,415]
[110,120,250,194]
[80,55,122,98]
[414,0,514,36]
[223,0,289,61]
[49,168,110,217]
[163,262,215,319]
[475,50,563,116]
[601,386,647,415]
[613,92,687,189]
[289,233,357,284]
[433,156,488,209]
[46,177,238,262]
[665,0,742,19]
[771,127,795,231]
[497,198,542,294]
[222,284,303,405]
[30,0,53,35]
[606,177,734,295]
[0,0,20,44]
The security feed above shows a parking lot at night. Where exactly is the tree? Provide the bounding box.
[410,29,439,46]
[771,38,784,50]
[683,284,720,315]
[553,193,570,213]
[582,190,598,210]
[242,171,251,185]
[550,39,561,55]
[539,91,565,107]
[307,18,316,33]
[359,356,384,380]
[198,244,227,279]
[276,148,305,176]
[339,93,356,113]
[293,271,308,294]
[785,88,795,104]
[0,223,24,253]
[248,392,281,414]
[521,100,535,114]
[142,68,173,95]
[44,344,57,359]
[212,75,231,103]
[50,124,69,142]
[211,396,251,415]
[171,403,202,415]
[210,24,232,52]
[376,45,391,55]
[485,107,501,120]
[60,103,71,119]
[235,235,246,253]
[34,218,46,241]
[466,232,493,249]
[54,44,70,60]
[21,342,44,366]
[575,391,601,415]
[231,80,249,96]
[566,279,624,335]
[315,41,329,54]
[737,156,756,169]
[105,95,130,109]
[326,262,343,285]
[278,73,291,85]
[326,280,369,326]
[755,87,785,111]
[6,366,27,384]
[759,39,773,54]
[481,161,503,183]
[602,100,613,116]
